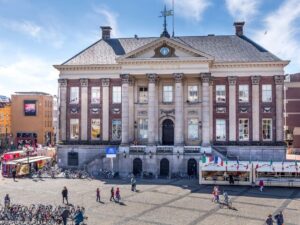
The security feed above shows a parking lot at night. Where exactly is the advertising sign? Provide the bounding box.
[106,147,117,158]
[24,100,37,116]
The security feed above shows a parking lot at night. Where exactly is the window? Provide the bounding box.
[262,85,272,102]
[216,119,226,141]
[139,87,148,103]
[112,120,121,140]
[216,85,226,103]
[70,87,79,104]
[91,119,101,140]
[188,119,198,140]
[70,119,79,140]
[91,87,101,104]
[163,85,173,103]
[188,85,198,102]
[262,119,272,141]
[138,118,148,139]
[112,86,121,103]
[239,85,249,102]
[239,119,249,141]
[68,152,78,166]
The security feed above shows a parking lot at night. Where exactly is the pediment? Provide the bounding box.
[117,37,214,62]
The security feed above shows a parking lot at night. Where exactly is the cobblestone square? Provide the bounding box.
[0,176,299,225]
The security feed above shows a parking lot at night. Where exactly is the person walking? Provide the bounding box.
[266,214,274,225]
[110,187,115,202]
[259,180,264,192]
[62,186,69,205]
[115,187,121,203]
[12,167,16,181]
[74,207,84,225]
[274,211,284,225]
[61,207,70,225]
[4,194,10,208]
[96,188,100,202]
[131,176,136,192]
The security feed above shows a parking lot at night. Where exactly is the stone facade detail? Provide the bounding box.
[228,76,237,85]
[251,76,261,85]
[80,78,88,87]
[147,73,159,83]
[173,73,184,83]
[101,78,110,87]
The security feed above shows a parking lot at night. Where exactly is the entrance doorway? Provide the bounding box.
[160,158,170,177]
[133,158,142,176]
[162,119,174,145]
[187,158,197,178]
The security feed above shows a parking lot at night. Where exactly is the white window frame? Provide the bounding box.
[112,86,121,104]
[91,119,101,140]
[70,119,79,140]
[188,118,199,140]
[239,118,249,141]
[187,85,198,102]
[163,85,173,103]
[138,87,148,103]
[262,119,272,141]
[216,85,226,103]
[138,118,148,140]
[70,87,79,104]
[216,119,226,141]
[239,85,249,103]
[262,85,272,102]
[112,119,122,141]
[91,87,101,104]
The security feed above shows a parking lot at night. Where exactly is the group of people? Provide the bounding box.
[266,211,284,225]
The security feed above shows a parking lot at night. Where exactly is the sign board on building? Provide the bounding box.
[106,147,117,158]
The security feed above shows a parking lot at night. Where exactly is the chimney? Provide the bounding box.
[233,22,245,36]
[100,26,112,40]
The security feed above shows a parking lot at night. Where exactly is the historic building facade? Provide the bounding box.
[55,22,288,177]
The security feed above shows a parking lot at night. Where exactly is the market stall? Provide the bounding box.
[254,161,300,187]
[199,160,252,185]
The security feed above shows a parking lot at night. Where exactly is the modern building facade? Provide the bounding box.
[55,22,288,177]
[284,73,300,151]
[11,92,54,147]
[0,96,12,150]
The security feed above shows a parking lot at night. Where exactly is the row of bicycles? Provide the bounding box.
[30,167,92,180]
[0,204,87,225]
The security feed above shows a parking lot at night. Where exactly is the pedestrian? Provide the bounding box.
[96,188,100,202]
[131,176,136,192]
[115,187,121,203]
[61,207,70,225]
[215,186,220,203]
[259,180,264,192]
[229,174,234,185]
[74,207,84,225]
[62,186,69,205]
[4,194,10,208]
[110,187,115,202]
[266,214,274,225]
[274,211,284,225]
[212,186,219,203]
[12,167,16,181]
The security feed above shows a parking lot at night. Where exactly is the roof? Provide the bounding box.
[13,92,51,96]
[62,35,282,66]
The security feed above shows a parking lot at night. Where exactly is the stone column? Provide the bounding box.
[275,75,284,142]
[102,79,110,141]
[251,76,261,141]
[201,73,211,146]
[120,74,130,145]
[58,79,67,141]
[228,76,237,141]
[128,77,135,142]
[209,80,213,142]
[173,73,184,145]
[80,79,88,141]
[147,74,158,145]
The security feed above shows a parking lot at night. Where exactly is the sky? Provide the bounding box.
[0,0,300,97]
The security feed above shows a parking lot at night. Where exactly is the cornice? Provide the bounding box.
[53,64,121,71]
[212,61,290,69]
[116,57,212,64]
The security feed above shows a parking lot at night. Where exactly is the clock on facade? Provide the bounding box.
[160,47,170,56]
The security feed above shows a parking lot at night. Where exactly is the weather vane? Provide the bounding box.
[160,5,173,38]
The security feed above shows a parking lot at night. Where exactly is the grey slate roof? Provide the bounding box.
[63,35,282,65]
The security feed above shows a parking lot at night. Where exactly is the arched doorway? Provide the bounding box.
[133,158,142,176]
[162,119,174,145]
[160,158,170,177]
[187,158,197,177]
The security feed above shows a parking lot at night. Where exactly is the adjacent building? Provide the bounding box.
[11,92,54,147]
[284,73,300,151]
[55,21,289,176]
[0,96,12,150]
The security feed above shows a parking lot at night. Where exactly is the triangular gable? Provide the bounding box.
[117,37,214,61]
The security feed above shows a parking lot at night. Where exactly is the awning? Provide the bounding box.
[3,156,52,165]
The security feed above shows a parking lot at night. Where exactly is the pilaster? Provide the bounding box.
[120,74,130,145]
[128,77,135,142]
[58,79,67,141]
[274,75,284,141]
[228,76,237,141]
[80,78,88,141]
[201,73,211,146]
[102,78,110,141]
[173,73,184,145]
[251,76,260,141]
[147,73,158,145]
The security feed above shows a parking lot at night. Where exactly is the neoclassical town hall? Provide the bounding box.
[55,21,288,177]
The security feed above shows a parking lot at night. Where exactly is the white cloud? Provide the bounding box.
[252,0,300,73]
[225,0,260,22]
[93,7,119,37]
[164,0,211,22]
[0,19,41,38]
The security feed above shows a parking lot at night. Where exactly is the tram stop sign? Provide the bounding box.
[106,147,117,158]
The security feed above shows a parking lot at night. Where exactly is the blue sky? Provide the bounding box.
[0,0,300,97]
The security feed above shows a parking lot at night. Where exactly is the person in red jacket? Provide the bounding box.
[259,180,264,192]
[115,187,121,203]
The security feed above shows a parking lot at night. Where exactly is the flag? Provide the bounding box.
[246,164,248,170]
[214,156,218,164]
[255,164,259,170]
[209,155,213,163]
[201,155,206,163]
[237,159,239,165]
[295,161,298,166]
[269,159,273,166]
[219,157,224,166]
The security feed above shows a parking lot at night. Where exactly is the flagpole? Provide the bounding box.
[172,0,175,37]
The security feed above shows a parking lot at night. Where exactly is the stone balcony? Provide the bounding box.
[156,146,173,154]
[129,145,147,154]
[184,146,201,153]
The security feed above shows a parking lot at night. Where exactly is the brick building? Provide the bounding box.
[55,22,289,176]
[284,73,300,151]
[11,92,54,147]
